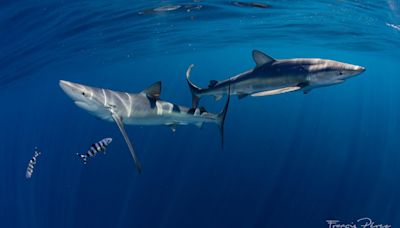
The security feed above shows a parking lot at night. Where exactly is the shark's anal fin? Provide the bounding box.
[111,112,142,174]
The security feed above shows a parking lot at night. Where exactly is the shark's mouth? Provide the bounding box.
[74,101,97,112]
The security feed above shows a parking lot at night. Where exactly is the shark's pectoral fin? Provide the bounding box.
[237,93,249,100]
[141,81,161,100]
[251,86,301,97]
[111,113,142,173]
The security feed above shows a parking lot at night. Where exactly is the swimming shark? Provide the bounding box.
[59,80,230,173]
[186,50,365,107]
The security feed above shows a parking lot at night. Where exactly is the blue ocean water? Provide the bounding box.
[1,0,400,227]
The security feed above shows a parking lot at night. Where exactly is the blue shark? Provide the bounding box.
[186,50,365,107]
[59,80,229,173]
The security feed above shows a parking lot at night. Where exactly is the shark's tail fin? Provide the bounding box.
[76,153,87,164]
[186,64,202,108]
[216,84,231,149]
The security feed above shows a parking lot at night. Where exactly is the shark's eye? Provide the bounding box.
[339,72,343,75]
[82,92,86,96]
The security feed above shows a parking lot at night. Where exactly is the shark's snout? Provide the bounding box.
[59,80,87,101]
[59,80,72,93]
[343,64,365,78]
[59,80,102,114]
[353,65,366,78]
[355,66,365,73]
[59,80,77,92]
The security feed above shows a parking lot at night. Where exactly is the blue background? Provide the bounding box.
[1,0,399,227]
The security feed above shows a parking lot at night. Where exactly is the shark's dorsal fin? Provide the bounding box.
[142,81,161,99]
[252,50,275,68]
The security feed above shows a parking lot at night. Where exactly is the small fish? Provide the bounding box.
[77,138,112,164]
[26,147,41,179]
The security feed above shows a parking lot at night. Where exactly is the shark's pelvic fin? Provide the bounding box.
[142,81,161,100]
[252,50,275,68]
[251,86,301,97]
[111,112,142,173]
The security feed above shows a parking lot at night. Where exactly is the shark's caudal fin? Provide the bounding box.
[111,112,142,174]
[217,84,231,149]
[186,64,202,108]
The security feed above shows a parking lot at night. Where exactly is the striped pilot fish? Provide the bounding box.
[77,138,112,164]
[26,147,41,179]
